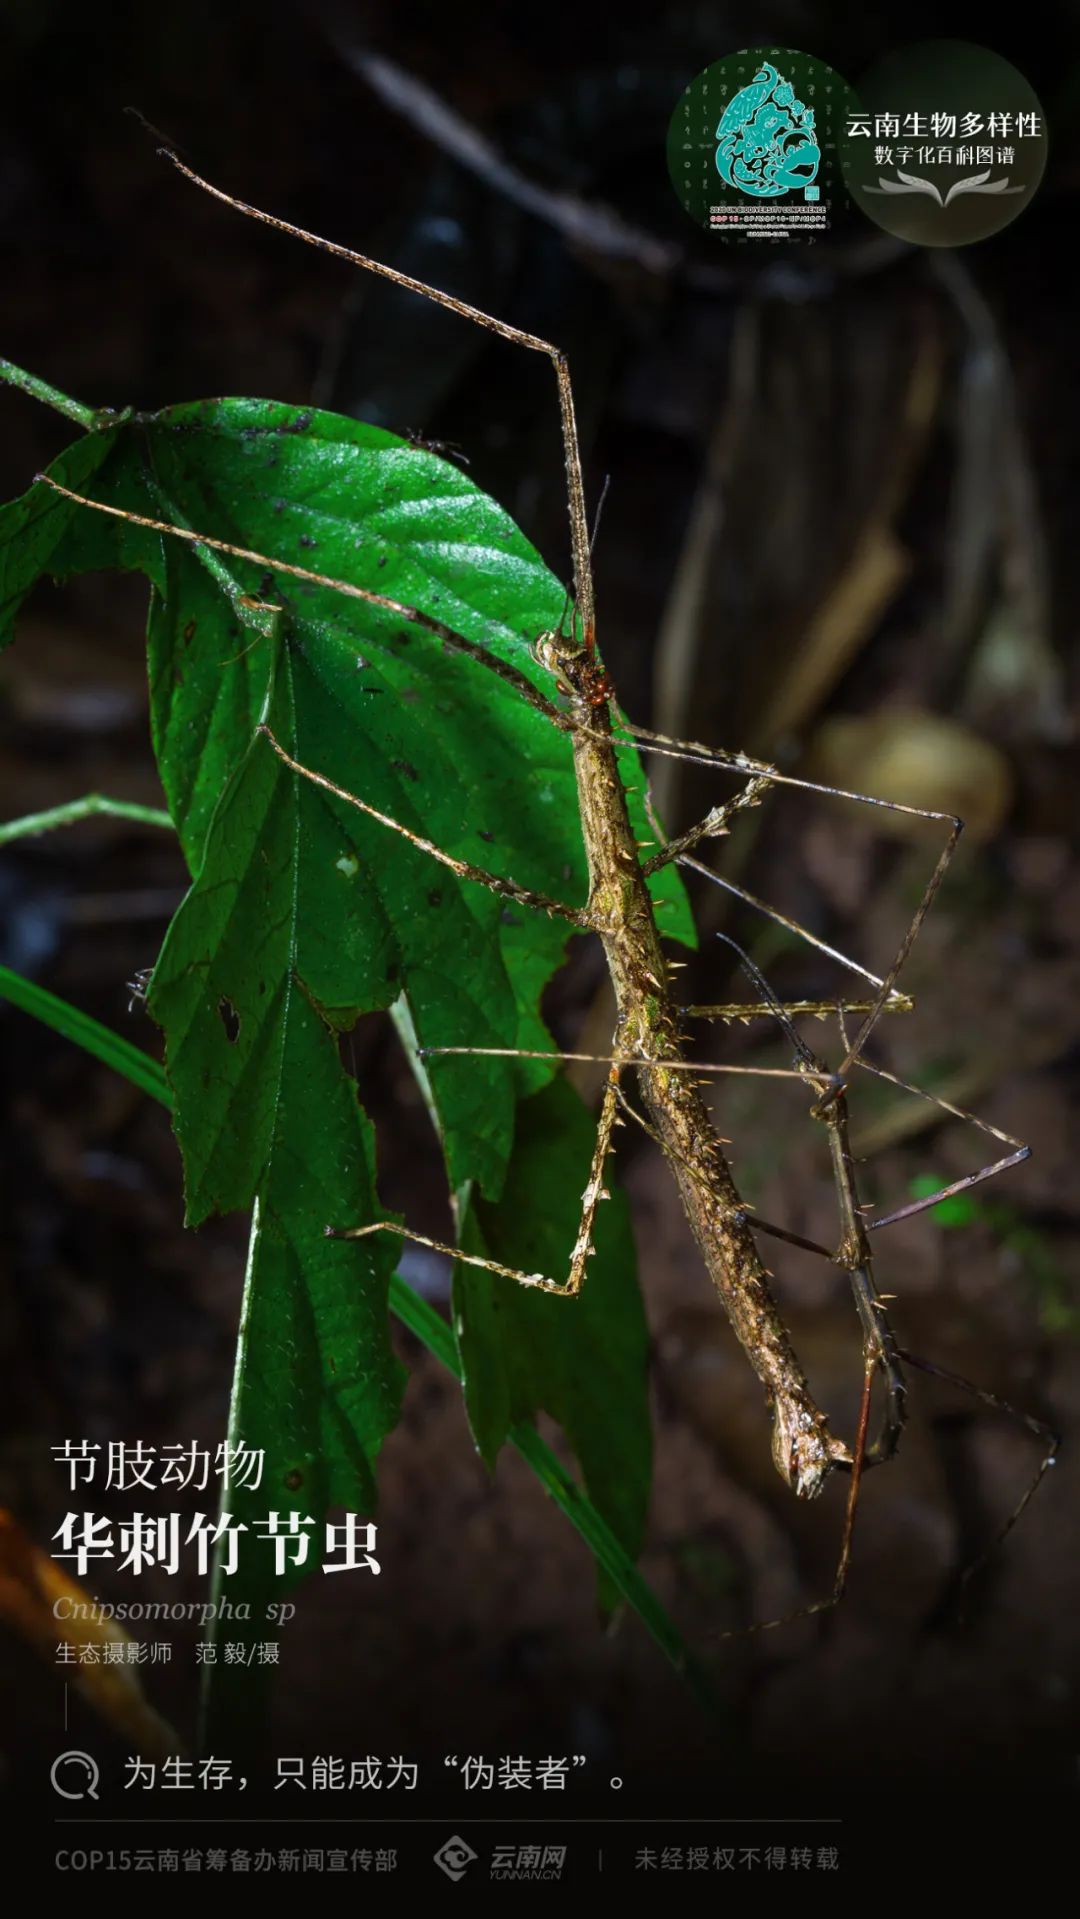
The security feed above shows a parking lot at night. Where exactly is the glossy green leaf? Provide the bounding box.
[456,1077,651,1604]
[0,425,130,636]
[0,974,708,1707]
[0,391,695,1678]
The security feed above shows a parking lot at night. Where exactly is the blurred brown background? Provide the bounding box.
[1,0,1078,1825]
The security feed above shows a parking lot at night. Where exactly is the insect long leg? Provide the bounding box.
[685,998,909,1022]
[709,933,908,1467]
[0,794,174,845]
[704,969,1051,1612]
[36,477,574,741]
[644,796,910,1483]
[706,1335,877,1643]
[671,825,1035,1243]
[846,1046,1030,1232]
[639,773,774,874]
[894,1348,1058,1612]
[160,151,597,652]
[34,482,600,932]
[629,719,964,1052]
[333,1053,623,1299]
[257,725,588,927]
[812,1081,907,1468]
[642,779,914,1017]
[833,1020,1055,1600]
[612,1063,906,1474]
[797,1018,1053,1599]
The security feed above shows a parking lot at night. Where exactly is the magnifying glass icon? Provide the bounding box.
[51,1751,100,1801]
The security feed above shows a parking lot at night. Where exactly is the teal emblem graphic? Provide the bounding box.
[715,61,821,198]
[667,47,857,240]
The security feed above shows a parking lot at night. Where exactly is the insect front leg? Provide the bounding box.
[843,1045,1030,1233]
[628,716,966,1052]
[160,151,597,654]
[332,1050,623,1300]
[639,772,775,874]
[258,726,588,928]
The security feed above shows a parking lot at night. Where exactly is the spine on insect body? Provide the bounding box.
[566,664,847,1499]
[643,1063,845,1496]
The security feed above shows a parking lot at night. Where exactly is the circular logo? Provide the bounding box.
[666,48,859,243]
[50,1750,101,1800]
[840,40,1048,246]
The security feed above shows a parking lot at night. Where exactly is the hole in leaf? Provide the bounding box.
[218,997,241,1044]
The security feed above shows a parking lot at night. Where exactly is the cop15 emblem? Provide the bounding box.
[715,60,821,199]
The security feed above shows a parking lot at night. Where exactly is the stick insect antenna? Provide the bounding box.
[589,472,612,557]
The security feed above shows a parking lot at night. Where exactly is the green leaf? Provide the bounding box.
[198,1015,405,1749]
[456,1078,651,1605]
[0,392,695,1693]
[0,425,130,640]
[0,973,708,1706]
[223,998,406,1520]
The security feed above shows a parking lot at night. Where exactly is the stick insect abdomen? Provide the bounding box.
[559,643,849,1499]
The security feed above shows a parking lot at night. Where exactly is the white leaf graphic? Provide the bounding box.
[944,171,1025,206]
[895,168,945,203]
[864,168,1027,209]
[864,170,943,204]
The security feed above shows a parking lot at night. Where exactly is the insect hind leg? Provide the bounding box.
[897,1346,1058,1619]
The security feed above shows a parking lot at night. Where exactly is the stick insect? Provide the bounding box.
[39,149,1058,1628]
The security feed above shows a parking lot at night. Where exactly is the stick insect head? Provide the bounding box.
[531,580,581,676]
[532,589,614,714]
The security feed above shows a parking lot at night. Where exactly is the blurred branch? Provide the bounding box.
[325,39,680,276]
[932,252,1067,740]
[754,309,944,749]
[651,303,760,822]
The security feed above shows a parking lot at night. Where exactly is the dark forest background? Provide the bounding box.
[1,0,1079,1839]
